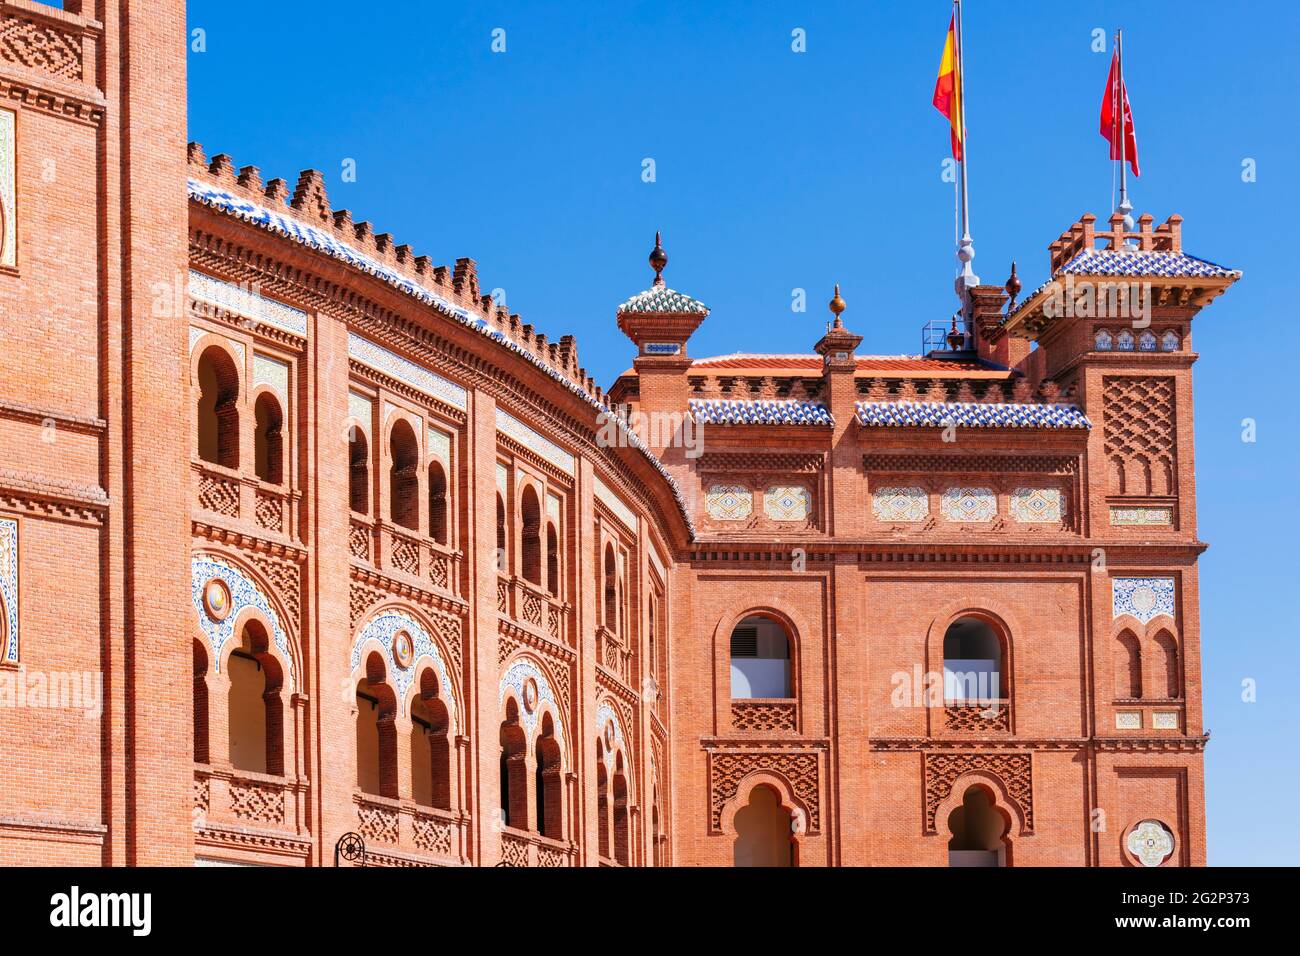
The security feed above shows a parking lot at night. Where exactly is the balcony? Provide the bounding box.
[349,517,462,598]
[596,625,632,684]
[499,826,577,867]
[731,698,798,734]
[498,575,569,645]
[353,792,468,865]
[942,699,1010,733]
[193,765,312,862]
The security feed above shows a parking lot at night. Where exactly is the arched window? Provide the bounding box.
[603,544,617,630]
[947,785,1009,867]
[612,751,630,865]
[389,419,419,531]
[729,614,792,699]
[227,620,284,775]
[534,713,563,839]
[349,430,369,514]
[1155,631,1180,699]
[546,523,559,596]
[942,617,1004,703]
[411,668,451,809]
[521,487,542,585]
[732,785,793,867]
[596,740,610,858]
[1116,631,1143,699]
[253,392,284,485]
[196,346,240,469]
[193,640,209,764]
[428,461,448,545]
[651,787,662,867]
[356,653,397,797]
[495,495,507,571]
[499,697,528,829]
[648,598,657,677]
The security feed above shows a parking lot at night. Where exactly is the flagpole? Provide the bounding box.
[1115,28,1133,228]
[954,0,978,309]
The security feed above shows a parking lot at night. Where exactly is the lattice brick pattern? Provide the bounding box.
[254,490,284,534]
[428,552,450,590]
[0,14,83,81]
[501,832,530,867]
[943,703,1010,733]
[349,522,370,561]
[1102,376,1176,495]
[391,535,420,575]
[252,555,301,630]
[230,781,286,825]
[731,700,797,733]
[198,472,239,517]
[357,802,399,844]
[538,844,569,867]
[923,752,1033,833]
[710,751,819,832]
[412,814,453,855]
[193,777,210,814]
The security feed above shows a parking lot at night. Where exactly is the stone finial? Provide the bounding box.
[1005,261,1021,310]
[828,283,846,328]
[291,169,331,223]
[649,231,667,287]
[946,311,964,350]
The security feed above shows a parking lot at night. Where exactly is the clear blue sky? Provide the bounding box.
[187,0,1299,865]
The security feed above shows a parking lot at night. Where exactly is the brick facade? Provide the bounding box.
[0,0,1234,866]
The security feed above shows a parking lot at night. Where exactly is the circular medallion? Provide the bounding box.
[392,629,414,669]
[522,677,539,714]
[604,719,616,750]
[1126,819,1174,867]
[1130,585,1158,618]
[202,578,232,622]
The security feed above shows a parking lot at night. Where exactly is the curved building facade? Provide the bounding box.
[0,0,1236,867]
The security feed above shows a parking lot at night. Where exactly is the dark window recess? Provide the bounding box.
[731,628,758,657]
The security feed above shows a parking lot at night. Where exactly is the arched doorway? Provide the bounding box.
[732,785,794,867]
[947,785,1010,867]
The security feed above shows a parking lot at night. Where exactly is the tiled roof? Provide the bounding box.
[690,353,1008,376]
[187,177,698,536]
[856,400,1091,429]
[618,285,709,314]
[690,399,834,426]
[1059,249,1240,279]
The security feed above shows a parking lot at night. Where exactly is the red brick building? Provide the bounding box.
[0,0,1237,867]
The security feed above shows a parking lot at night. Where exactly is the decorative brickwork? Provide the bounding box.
[1103,376,1176,496]
[710,751,820,833]
[923,752,1033,833]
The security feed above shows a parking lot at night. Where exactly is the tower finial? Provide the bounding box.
[649,231,667,287]
[1004,260,1021,312]
[828,283,846,328]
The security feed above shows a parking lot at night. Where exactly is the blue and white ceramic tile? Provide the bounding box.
[1112,576,1176,624]
[191,555,296,691]
[351,609,457,724]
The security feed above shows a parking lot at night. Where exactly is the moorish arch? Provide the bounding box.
[349,606,460,727]
[191,551,299,693]
[717,769,808,868]
[497,654,569,765]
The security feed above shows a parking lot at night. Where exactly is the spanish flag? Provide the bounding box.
[933,12,963,161]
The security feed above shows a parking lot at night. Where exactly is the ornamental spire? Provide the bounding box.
[828,283,846,329]
[649,231,667,287]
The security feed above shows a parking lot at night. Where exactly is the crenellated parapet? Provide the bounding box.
[185,143,611,408]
